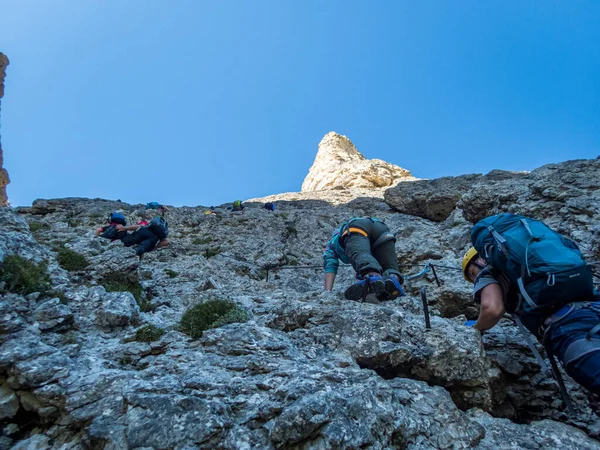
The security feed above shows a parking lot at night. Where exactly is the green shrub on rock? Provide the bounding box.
[192,236,213,245]
[102,272,143,301]
[179,299,250,339]
[102,272,157,312]
[134,324,165,342]
[165,269,178,278]
[29,222,50,233]
[0,255,51,295]
[57,248,89,271]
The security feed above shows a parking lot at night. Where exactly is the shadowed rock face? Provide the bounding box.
[301,131,415,192]
[2,155,600,447]
[0,53,10,207]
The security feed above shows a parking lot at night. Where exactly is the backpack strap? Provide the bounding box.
[520,218,534,238]
[488,225,508,257]
[513,314,550,373]
[517,275,538,310]
[514,313,574,413]
[586,323,600,340]
[544,340,575,414]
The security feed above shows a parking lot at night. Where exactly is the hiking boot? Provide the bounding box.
[384,275,406,300]
[344,273,385,301]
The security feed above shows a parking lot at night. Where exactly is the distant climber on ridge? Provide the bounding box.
[323,217,405,301]
[231,200,244,212]
[462,213,600,395]
[95,212,128,242]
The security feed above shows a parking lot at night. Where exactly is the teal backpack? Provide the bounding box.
[471,213,594,332]
[149,217,169,240]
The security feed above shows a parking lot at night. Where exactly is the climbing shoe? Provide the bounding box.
[383,275,406,300]
[344,273,385,301]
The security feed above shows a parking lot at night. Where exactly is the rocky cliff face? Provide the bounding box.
[301,132,415,192]
[0,53,10,207]
[1,156,600,447]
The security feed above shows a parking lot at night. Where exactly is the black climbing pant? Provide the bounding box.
[341,218,401,279]
[547,303,600,395]
[122,227,160,256]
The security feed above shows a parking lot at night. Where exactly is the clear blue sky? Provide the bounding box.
[1,1,598,207]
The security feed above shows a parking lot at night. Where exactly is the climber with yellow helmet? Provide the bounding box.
[461,213,600,396]
[461,247,510,331]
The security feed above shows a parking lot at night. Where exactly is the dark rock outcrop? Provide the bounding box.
[0,53,10,206]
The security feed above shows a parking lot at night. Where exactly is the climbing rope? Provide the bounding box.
[216,253,459,284]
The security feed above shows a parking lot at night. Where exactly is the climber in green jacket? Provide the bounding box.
[323,217,406,301]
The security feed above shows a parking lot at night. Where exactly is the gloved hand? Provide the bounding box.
[464,320,477,327]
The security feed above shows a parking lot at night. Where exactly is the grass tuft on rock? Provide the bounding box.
[29,222,50,233]
[102,272,158,312]
[179,299,250,339]
[165,269,178,278]
[57,248,89,271]
[134,324,166,342]
[192,236,213,245]
[0,255,51,295]
[102,272,143,302]
[204,247,222,259]
[46,290,69,304]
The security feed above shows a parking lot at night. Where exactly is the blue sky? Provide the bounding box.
[1,1,598,207]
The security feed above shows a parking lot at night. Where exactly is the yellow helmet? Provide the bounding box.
[462,247,479,283]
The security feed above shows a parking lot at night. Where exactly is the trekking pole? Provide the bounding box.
[545,343,575,414]
[430,264,441,287]
[421,287,431,329]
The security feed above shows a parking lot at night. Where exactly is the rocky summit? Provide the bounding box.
[1,142,600,449]
[301,132,415,192]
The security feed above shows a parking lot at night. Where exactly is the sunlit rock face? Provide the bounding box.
[3,152,600,447]
[301,131,415,192]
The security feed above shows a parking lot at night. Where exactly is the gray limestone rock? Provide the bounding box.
[2,155,600,448]
[94,291,140,329]
[0,382,19,420]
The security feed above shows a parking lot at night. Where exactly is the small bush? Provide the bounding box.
[29,222,50,233]
[46,290,69,304]
[204,247,222,259]
[134,324,165,342]
[119,356,133,366]
[286,225,298,236]
[0,255,51,295]
[192,236,213,245]
[57,248,89,271]
[50,240,69,252]
[139,302,158,313]
[102,272,143,302]
[67,218,83,227]
[165,269,178,278]
[102,272,157,313]
[61,331,79,345]
[179,299,250,339]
